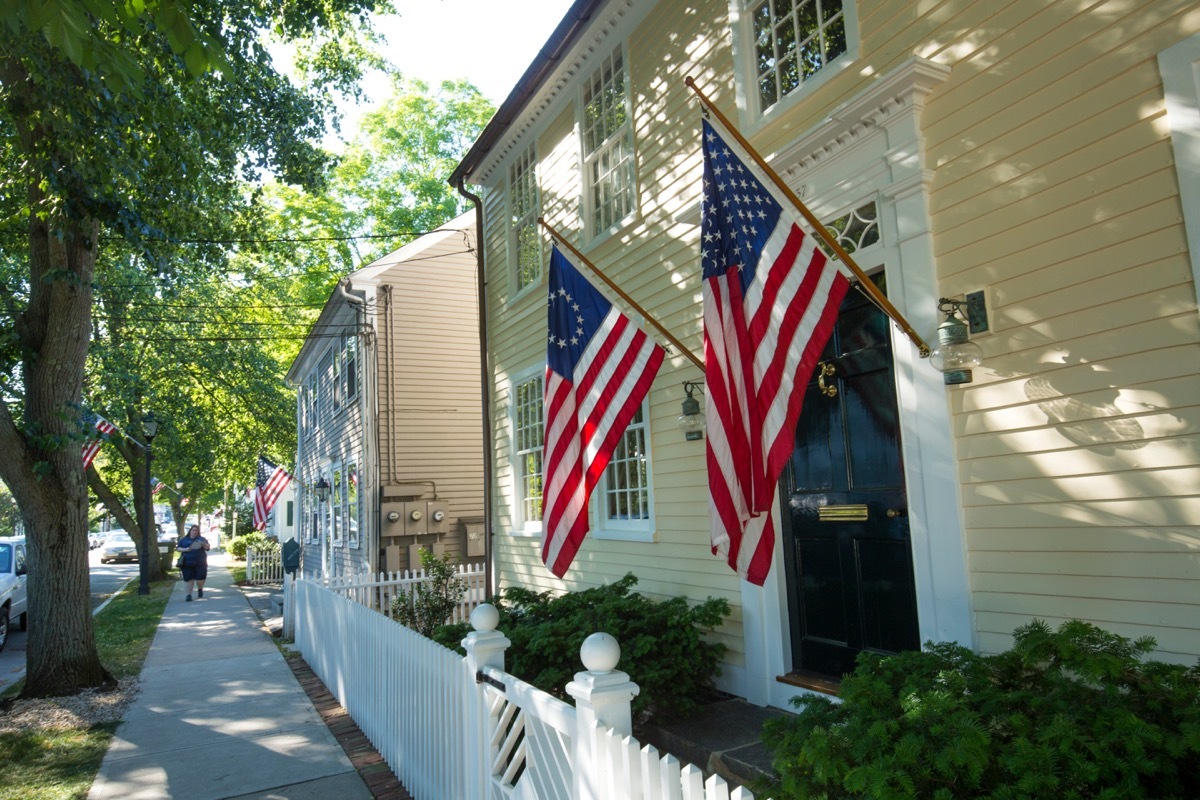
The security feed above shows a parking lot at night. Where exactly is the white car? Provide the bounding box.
[101,533,138,564]
[0,536,29,652]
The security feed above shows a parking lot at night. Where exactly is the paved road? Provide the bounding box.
[0,546,140,693]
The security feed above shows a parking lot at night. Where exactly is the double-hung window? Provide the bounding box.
[509,146,542,294]
[740,0,854,118]
[331,464,343,545]
[343,335,357,403]
[512,371,545,534]
[583,46,635,236]
[595,403,655,540]
[346,461,359,548]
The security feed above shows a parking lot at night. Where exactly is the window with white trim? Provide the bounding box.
[331,463,343,545]
[344,335,357,403]
[512,371,544,534]
[583,45,635,236]
[594,403,655,540]
[306,373,317,435]
[740,0,853,117]
[347,461,359,548]
[331,347,342,412]
[509,146,542,293]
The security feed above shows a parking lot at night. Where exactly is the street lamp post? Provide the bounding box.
[176,480,185,533]
[139,412,159,596]
[314,477,330,581]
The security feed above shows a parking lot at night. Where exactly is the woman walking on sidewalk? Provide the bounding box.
[177,524,210,601]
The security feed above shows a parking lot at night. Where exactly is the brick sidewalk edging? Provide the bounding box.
[283,654,415,800]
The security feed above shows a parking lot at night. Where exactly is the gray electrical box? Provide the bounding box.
[402,501,427,536]
[425,501,449,535]
[464,520,485,558]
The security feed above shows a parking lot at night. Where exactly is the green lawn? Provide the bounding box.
[0,578,173,800]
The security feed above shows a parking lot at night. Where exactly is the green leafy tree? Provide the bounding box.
[0,0,386,697]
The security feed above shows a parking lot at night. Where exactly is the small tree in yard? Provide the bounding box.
[391,548,467,638]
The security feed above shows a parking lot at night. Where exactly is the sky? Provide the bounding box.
[333,0,577,143]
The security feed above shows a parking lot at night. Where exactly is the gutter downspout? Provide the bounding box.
[455,177,494,599]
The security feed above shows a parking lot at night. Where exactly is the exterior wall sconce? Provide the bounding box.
[677,381,706,441]
[314,477,331,503]
[929,296,985,385]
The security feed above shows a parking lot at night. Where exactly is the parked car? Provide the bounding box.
[100,533,138,564]
[0,536,29,652]
[88,531,104,549]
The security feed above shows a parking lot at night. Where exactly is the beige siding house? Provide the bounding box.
[451,0,1200,709]
[287,212,486,579]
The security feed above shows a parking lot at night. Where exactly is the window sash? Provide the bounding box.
[513,374,545,531]
[347,461,359,547]
[331,465,343,544]
[509,147,542,292]
[583,47,634,234]
[597,405,653,536]
[747,0,848,114]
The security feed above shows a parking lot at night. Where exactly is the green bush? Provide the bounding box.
[432,574,730,722]
[390,547,468,637]
[762,619,1200,800]
[227,531,277,561]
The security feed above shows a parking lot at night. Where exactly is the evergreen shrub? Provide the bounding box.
[762,619,1200,800]
[432,573,730,721]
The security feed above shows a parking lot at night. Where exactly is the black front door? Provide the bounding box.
[782,279,920,678]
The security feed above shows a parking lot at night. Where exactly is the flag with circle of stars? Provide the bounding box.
[699,117,850,586]
[541,245,664,578]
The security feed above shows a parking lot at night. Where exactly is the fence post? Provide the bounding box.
[282,573,295,640]
[566,633,640,800]
[461,603,510,800]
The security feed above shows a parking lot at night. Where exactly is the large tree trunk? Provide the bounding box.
[0,201,114,696]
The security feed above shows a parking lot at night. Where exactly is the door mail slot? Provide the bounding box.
[817,504,869,522]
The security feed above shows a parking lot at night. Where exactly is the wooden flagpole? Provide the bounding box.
[538,217,706,372]
[684,76,931,357]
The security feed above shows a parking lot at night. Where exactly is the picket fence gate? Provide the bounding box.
[245,546,283,584]
[291,578,765,800]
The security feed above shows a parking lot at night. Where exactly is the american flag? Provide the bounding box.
[253,456,293,531]
[541,246,665,577]
[151,478,164,495]
[81,414,117,470]
[700,118,850,586]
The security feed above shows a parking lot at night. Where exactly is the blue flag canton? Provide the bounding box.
[547,246,612,379]
[700,119,783,293]
[257,456,276,488]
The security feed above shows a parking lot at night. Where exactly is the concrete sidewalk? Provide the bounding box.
[88,556,372,800]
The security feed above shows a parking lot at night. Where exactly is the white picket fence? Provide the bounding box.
[245,546,283,584]
[321,563,487,624]
[290,578,766,800]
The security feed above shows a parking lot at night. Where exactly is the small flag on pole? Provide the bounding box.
[254,456,293,531]
[541,246,665,577]
[81,415,117,470]
[151,478,164,495]
[700,117,850,586]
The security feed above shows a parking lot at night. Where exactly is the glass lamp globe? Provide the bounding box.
[929,313,983,385]
[677,394,706,441]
